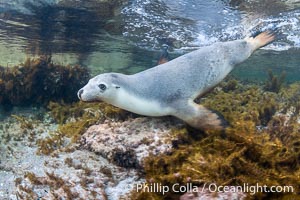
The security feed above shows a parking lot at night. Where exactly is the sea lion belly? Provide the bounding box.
[111,88,173,117]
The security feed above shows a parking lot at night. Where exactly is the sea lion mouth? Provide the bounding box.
[77,88,101,102]
[78,89,84,99]
[79,99,103,103]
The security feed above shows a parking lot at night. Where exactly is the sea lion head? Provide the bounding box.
[77,73,122,102]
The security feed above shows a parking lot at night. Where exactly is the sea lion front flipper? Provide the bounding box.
[174,101,228,131]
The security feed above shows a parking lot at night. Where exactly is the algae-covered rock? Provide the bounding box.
[81,117,185,168]
[2,70,300,200]
[15,150,139,200]
[40,78,297,200]
[36,101,130,155]
[130,80,300,199]
[0,105,141,200]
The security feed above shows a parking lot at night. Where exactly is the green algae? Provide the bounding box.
[132,80,300,199]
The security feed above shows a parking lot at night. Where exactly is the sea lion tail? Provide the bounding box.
[245,31,277,51]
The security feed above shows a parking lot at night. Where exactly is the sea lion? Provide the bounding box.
[78,31,275,130]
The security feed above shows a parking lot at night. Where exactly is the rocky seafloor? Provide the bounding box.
[1,58,300,199]
[0,112,177,200]
[0,104,250,200]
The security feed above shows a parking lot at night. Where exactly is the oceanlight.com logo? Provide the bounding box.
[135,182,294,196]
[205,183,294,195]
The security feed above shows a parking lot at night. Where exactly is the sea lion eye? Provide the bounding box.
[98,84,107,91]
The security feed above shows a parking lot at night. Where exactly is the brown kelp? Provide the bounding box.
[132,79,300,199]
[0,56,90,107]
[264,69,286,93]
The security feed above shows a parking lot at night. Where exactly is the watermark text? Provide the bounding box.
[135,182,294,196]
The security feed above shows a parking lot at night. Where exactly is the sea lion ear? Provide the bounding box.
[111,83,120,89]
[113,84,120,89]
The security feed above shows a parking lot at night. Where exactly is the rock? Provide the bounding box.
[81,117,184,168]
[0,108,143,200]
[15,150,140,200]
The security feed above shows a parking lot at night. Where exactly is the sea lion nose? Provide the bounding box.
[78,89,84,99]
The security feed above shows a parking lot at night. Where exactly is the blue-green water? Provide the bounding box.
[0,0,299,81]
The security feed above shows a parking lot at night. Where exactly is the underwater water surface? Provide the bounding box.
[0,0,299,80]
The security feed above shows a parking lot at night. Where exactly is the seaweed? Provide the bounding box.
[221,78,239,92]
[36,131,65,155]
[112,148,140,168]
[47,101,128,124]
[264,69,286,93]
[11,114,34,129]
[25,172,43,185]
[0,56,90,106]
[131,79,300,199]
[279,82,300,115]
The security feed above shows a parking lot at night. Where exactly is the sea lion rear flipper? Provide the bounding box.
[245,31,277,51]
[174,101,228,131]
